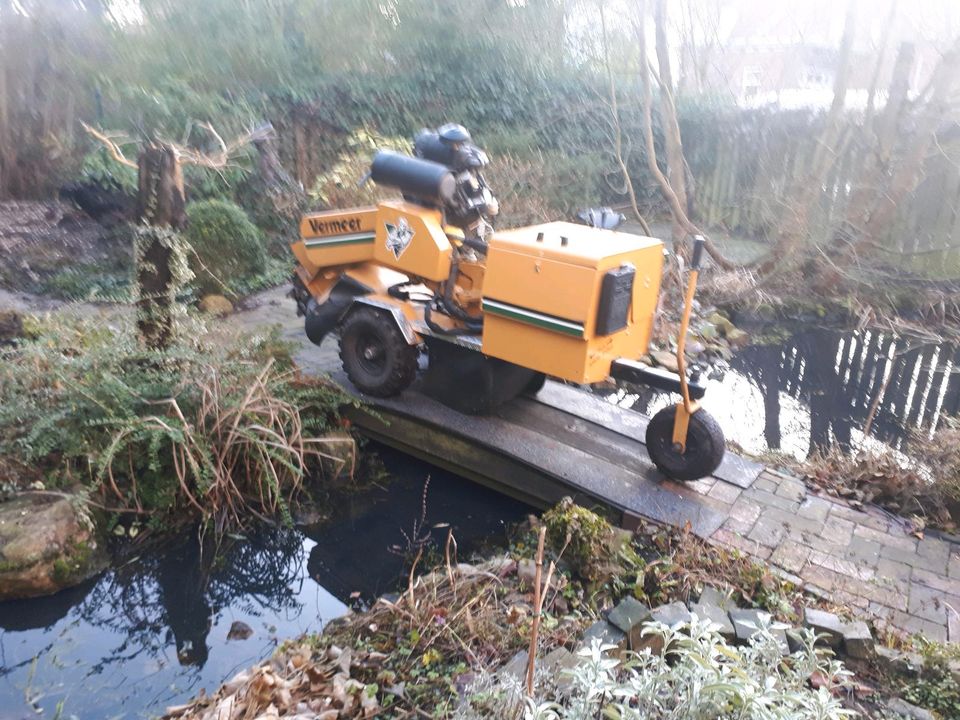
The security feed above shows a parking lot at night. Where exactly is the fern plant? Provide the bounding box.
[0,313,351,535]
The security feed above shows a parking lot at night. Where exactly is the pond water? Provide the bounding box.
[614,324,960,461]
[0,443,532,720]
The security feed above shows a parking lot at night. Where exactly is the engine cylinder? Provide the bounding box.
[370,150,456,206]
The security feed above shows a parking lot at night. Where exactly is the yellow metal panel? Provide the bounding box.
[490,221,662,268]
[483,248,597,323]
[480,227,665,383]
[294,207,378,270]
[372,201,452,282]
[481,315,591,383]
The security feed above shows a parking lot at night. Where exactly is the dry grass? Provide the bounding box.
[99,359,355,537]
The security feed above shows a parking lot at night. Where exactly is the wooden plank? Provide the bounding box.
[338,374,733,538]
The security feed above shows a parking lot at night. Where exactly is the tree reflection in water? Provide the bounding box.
[619,327,959,459]
[75,527,307,669]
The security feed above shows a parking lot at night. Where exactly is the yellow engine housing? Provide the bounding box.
[481,222,663,384]
[292,206,664,385]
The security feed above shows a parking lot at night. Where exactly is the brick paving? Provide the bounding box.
[694,467,960,643]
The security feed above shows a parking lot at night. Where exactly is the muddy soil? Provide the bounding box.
[0,200,130,297]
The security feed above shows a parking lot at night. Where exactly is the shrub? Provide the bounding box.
[0,314,351,535]
[183,199,268,296]
[462,616,854,720]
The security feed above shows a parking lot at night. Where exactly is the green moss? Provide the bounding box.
[542,497,631,583]
[51,539,96,585]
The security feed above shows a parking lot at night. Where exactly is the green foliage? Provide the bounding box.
[184,200,268,296]
[901,640,960,717]
[0,314,348,533]
[80,148,139,195]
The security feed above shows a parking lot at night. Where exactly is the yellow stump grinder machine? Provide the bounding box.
[290,124,726,481]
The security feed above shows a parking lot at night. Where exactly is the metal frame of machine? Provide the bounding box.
[289,124,726,481]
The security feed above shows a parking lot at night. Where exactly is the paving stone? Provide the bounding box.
[581,620,627,654]
[712,528,772,559]
[808,549,875,581]
[819,515,856,546]
[948,552,960,579]
[722,515,757,535]
[803,607,844,648]
[650,601,693,628]
[908,583,950,623]
[606,596,651,649]
[728,608,790,653]
[500,649,529,679]
[828,503,889,532]
[774,477,806,502]
[843,537,884,567]
[707,482,742,504]
[912,567,960,595]
[689,602,736,641]
[887,698,936,720]
[764,506,828,536]
[698,585,735,610]
[877,557,913,586]
[770,542,812,574]
[891,611,949,642]
[854,524,918,553]
[859,580,910,611]
[686,478,716,496]
[797,496,832,523]
[841,620,874,659]
[744,488,801,513]
[752,476,778,493]
[800,563,846,594]
[747,516,789,548]
[542,647,578,691]
[727,499,763,526]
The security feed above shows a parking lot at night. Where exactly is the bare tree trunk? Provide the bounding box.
[838,41,915,246]
[599,2,651,235]
[135,144,186,350]
[636,0,737,270]
[654,0,691,255]
[758,1,857,275]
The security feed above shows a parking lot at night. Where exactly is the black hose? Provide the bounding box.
[424,301,482,336]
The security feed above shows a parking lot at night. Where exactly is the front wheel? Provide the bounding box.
[339,307,418,397]
[645,405,725,481]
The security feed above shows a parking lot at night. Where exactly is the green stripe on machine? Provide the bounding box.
[482,298,585,338]
[304,232,376,248]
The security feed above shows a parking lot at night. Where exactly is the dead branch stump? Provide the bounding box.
[135,143,186,350]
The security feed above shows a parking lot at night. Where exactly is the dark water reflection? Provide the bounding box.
[0,443,531,719]
[616,326,959,460]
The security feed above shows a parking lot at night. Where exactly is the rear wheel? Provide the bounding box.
[339,307,418,397]
[645,405,725,481]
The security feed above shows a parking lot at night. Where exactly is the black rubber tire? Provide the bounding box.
[339,307,418,397]
[645,405,725,481]
[524,372,547,396]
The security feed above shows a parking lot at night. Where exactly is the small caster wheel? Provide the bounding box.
[339,306,418,397]
[645,405,725,481]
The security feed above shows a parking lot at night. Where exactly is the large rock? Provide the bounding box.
[0,495,108,600]
[198,294,234,317]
